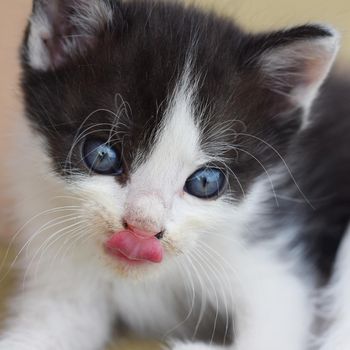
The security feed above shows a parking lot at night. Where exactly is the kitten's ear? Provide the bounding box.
[24,0,118,71]
[250,25,339,117]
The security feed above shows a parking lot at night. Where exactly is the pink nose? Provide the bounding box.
[123,193,166,234]
[123,210,163,236]
[124,222,158,238]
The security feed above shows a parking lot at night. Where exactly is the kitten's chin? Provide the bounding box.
[103,252,169,280]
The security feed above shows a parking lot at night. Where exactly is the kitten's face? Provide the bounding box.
[21,0,338,278]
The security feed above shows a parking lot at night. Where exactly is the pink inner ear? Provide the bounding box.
[105,230,164,263]
[261,35,339,110]
[28,0,107,70]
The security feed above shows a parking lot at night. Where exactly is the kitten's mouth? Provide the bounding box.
[104,230,164,264]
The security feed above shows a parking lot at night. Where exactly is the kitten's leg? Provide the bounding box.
[167,343,221,350]
[318,225,350,350]
[171,246,313,350]
[0,264,114,350]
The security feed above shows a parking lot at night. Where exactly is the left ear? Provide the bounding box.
[25,0,117,71]
[250,25,339,121]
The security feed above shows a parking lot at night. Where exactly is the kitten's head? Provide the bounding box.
[20,0,339,278]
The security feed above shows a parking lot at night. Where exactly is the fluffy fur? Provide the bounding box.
[0,1,348,350]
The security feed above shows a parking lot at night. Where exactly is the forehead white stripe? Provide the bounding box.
[131,68,204,196]
[154,72,201,163]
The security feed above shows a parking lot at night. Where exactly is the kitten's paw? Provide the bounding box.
[0,340,27,350]
[319,336,350,350]
[168,342,222,350]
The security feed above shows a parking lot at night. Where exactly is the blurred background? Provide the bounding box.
[0,0,349,348]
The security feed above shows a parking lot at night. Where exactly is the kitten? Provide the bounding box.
[0,0,348,349]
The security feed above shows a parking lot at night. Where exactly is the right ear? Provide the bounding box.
[24,0,118,71]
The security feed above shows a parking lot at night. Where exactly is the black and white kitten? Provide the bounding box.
[1,0,349,349]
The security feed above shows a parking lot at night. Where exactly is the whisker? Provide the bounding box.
[57,227,96,265]
[183,254,208,341]
[191,249,220,344]
[236,132,313,208]
[162,258,197,339]
[234,146,279,206]
[34,221,88,276]
[196,244,236,344]
[22,219,87,287]
[0,208,84,282]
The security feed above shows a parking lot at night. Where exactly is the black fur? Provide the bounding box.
[273,76,350,279]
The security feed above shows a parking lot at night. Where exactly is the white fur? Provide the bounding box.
[1,70,313,350]
[170,343,222,350]
[317,224,350,350]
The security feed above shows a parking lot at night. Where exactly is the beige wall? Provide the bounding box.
[0,0,349,236]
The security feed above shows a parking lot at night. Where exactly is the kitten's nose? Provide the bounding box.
[123,192,166,238]
[123,221,162,239]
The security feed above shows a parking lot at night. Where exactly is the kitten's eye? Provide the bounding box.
[82,138,123,175]
[184,168,226,199]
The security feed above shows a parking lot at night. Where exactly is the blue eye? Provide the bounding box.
[184,167,226,199]
[82,138,123,175]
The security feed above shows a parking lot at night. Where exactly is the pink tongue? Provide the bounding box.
[105,230,163,263]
